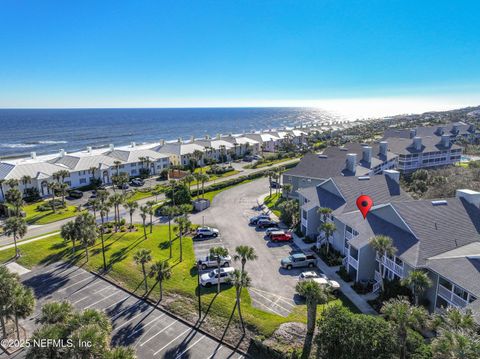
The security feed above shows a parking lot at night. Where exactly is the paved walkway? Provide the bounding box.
[291,233,377,315]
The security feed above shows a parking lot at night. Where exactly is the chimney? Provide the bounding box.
[190,135,195,142]
[30,152,37,160]
[379,141,388,156]
[362,146,372,164]
[384,169,400,184]
[413,136,422,151]
[159,139,165,146]
[409,129,417,139]
[346,153,357,173]
[456,189,480,208]
[109,144,115,151]
[130,142,136,148]
[216,133,221,140]
[87,146,92,154]
[59,149,65,157]
[177,137,183,143]
[205,134,209,140]
[441,134,450,148]
[436,126,444,135]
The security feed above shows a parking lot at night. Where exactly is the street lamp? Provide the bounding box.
[197,262,202,319]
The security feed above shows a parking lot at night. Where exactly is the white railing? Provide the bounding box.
[438,284,469,308]
[373,282,381,293]
[348,256,358,270]
[377,254,404,277]
[342,256,348,267]
[375,271,382,283]
[345,231,355,241]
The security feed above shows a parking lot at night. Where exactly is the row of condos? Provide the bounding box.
[0,129,308,201]
[298,172,480,322]
[283,129,465,198]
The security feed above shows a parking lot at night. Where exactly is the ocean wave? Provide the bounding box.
[0,143,38,148]
[26,140,68,145]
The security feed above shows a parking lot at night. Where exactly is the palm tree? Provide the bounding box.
[401,270,432,306]
[233,245,257,274]
[319,221,336,254]
[98,204,109,271]
[381,297,429,359]
[47,182,58,212]
[38,300,74,324]
[61,220,78,256]
[231,269,251,333]
[106,347,137,359]
[75,213,98,261]
[184,173,195,191]
[89,198,100,219]
[161,205,178,258]
[295,280,330,359]
[139,205,149,238]
[57,182,69,204]
[0,267,20,338]
[89,166,98,180]
[109,193,124,232]
[317,207,332,223]
[266,170,275,197]
[149,260,171,302]
[5,179,19,189]
[5,188,24,216]
[369,235,397,291]
[193,173,202,198]
[283,183,293,199]
[20,175,32,192]
[146,200,156,233]
[174,216,191,262]
[199,174,210,198]
[123,200,138,231]
[113,160,122,176]
[4,216,27,258]
[209,247,229,294]
[54,170,70,184]
[11,285,35,340]
[134,249,152,294]
[169,179,177,205]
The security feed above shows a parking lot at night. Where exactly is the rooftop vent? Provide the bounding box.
[431,200,448,206]
[357,176,370,180]
[318,154,328,158]
[339,147,348,151]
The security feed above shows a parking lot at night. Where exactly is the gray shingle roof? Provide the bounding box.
[383,122,476,140]
[0,161,65,180]
[105,149,168,163]
[386,136,462,155]
[426,256,480,297]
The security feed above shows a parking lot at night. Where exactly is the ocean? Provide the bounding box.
[0,107,339,158]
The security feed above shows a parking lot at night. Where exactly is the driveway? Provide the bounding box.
[1,262,245,359]
[190,178,309,317]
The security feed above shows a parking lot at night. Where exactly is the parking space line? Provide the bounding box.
[250,287,295,305]
[111,302,146,320]
[113,310,148,331]
[207,345,223,359]
[153,328,190,356]
[68,280,106,298]
[249,289,291,313]
[57,276,94,292]
[251,297,285,316]
[139,320,178,347]
[173,335,205,359]
[84,291,122,309]
[126,314,165,338]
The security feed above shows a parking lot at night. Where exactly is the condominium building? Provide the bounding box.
[384,121,478,143]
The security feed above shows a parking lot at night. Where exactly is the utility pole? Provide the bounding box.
[197,262,202,319]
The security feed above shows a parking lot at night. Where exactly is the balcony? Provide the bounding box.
[376,254,404,278]
[344,255,358,270]
[438,284,469,308]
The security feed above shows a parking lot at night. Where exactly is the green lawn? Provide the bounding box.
[245,157,300,169]
[22,200,82,225]
[264,193,285,217]
[192,166,240,185]
[0,225,355,337]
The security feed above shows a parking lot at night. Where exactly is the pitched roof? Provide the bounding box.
[105,147,168,163]
[154,142,206,156]
[0,161,65,180]
[49,149,118,171]
[383,122,476,140]
[386,136,462,155]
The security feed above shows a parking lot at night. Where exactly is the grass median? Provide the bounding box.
[23,200,83,225]
[0,224,356,338]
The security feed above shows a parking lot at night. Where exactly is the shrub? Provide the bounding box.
[316,244,343,266]
[303,235,316,244]
[337,265,352,282]
[37,200,66,212]
[23,187,41,203]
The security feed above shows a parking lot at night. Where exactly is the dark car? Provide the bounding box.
[68,190,84,199]
[130,178,145,187]
[270,181,282,189]
[257,219,278,229]
[249,214,270,225]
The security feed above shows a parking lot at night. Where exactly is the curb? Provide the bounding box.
[86,268,250,357]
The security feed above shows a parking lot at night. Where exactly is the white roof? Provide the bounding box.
[0,161,65,180]
[155,142,206,156]
[194,139,234,150]
[105,145,169,163]
[49,149,119,172]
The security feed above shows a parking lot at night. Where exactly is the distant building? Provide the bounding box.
[383,121,478,143]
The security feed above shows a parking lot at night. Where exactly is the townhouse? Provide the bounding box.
[384,121,478,143]
[244,133,282,152]
[283,143,397,197]
[153,139,206,167]
[221,135,260,157]
[194,136,236,163]
[386,135,462,172]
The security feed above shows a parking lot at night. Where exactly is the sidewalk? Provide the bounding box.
[291,233,377,315]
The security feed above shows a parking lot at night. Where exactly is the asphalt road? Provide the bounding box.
[190,178,310,317]
[2,262,245,359]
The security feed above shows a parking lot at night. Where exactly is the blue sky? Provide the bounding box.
[1,0,480,109]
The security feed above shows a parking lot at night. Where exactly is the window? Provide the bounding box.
[436,296,449,309]
[302,210,307,220]
[453,286,468,301]
[439,277,452,291]
[131,163,137,167]
[131,169,137,175]
[79,178,87,184]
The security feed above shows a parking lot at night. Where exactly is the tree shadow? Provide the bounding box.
[111,306,156,346]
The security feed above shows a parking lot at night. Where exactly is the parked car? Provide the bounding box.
[200,267,235,287]
[249,214,270,225]
[68,190,84,199]
[195,226,219,238]
[270,231,292,242]
[319,273,341,291]
[89,192,97,199]
[118,183,129,190]
[243,155,253,162]
[281,253,317,270]
[130,178,145,187]
[298,271,340,292]
[253,155,263,160]
[257,218,278,229]
[265,227,283,237]
[197,254,231,270]
[270,181,282,189]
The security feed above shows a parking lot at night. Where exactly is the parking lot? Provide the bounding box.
[10,262,245,359]
[190,178,315,317]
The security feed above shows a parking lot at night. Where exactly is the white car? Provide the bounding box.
[298,271,340,290]
[200,267,235,287]
[265,227,283,237]
[195,226,219,238]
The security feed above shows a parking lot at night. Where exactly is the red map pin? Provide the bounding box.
[356,195,373,219]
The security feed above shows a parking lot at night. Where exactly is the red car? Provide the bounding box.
[271,231,293,242]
